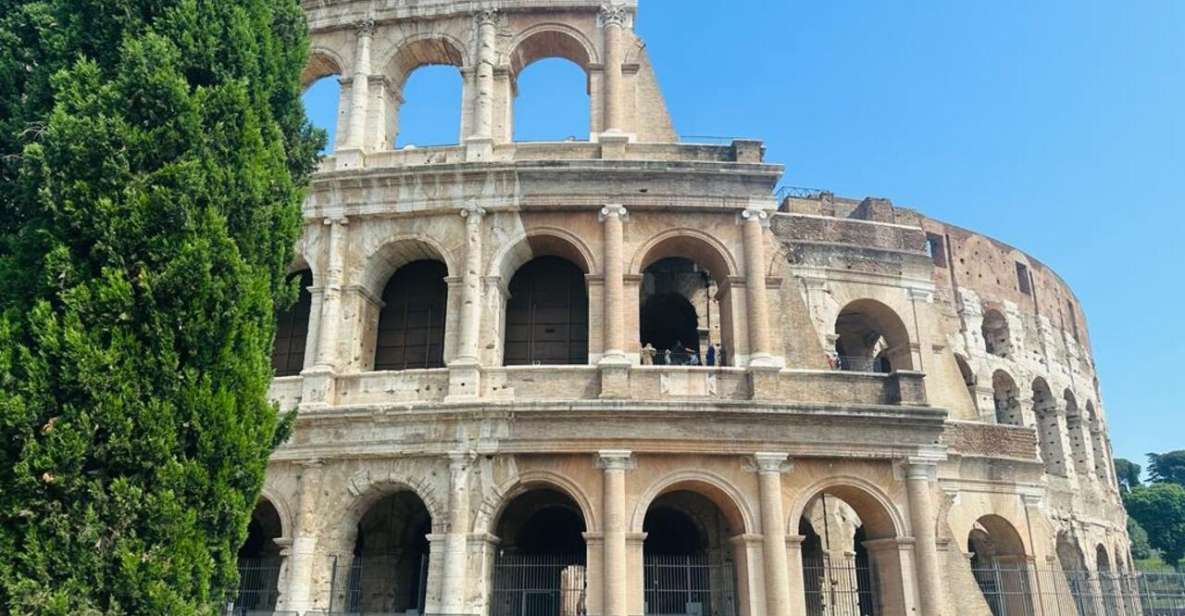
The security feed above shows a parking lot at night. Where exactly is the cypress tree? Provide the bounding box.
[0,1,321,613]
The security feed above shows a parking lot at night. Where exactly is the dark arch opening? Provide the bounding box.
[397,65,463,148]
[642,491,739,616]
[272,269,313,377]
[235,500,284,611]
[513,58,589,142]
[491,489,587,616]
[375,260,448,371]
[343,491,432,614]
[640,257,718,366]
[992,370,1022,426]
[504,256,589,366]
[834,299,912,373]
[966,516,1031,616]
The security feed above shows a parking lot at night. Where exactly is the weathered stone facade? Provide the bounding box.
[239,2,1132,615]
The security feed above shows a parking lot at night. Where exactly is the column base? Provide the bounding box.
[599,354,632,399]
[465,137,494,162]
[334,147,367,170]
[748,364,782,401]
[596,132,633,158]
[299,366,337,409]
[445,361,482,402]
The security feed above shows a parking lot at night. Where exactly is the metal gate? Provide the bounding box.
[490,553,587,616]
[802,556,879,616]
[229,557,283,614]
[643,555,737,616]
[971,563,1035,616]
[327,554,429,615]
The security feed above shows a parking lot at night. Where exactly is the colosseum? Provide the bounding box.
[232,2,1134,615]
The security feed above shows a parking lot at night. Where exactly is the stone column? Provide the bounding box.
[785,535,808,616]
[600,205,628,360]
[740,208,774,366]
[906,460,946,615]
[598,450,633,616]
[314,217,348,370]
[441,452,474,616]
[285,460,323,613]
[599,5,627,134]
[753,453,792,616]
[448,203,484,400]
[472,11,497,140]
[345,19,374,151]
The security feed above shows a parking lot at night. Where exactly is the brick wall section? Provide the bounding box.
[943,420,1039,461]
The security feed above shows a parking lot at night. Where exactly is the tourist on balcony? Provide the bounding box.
[706,343,717,367]
[641,343,656,365]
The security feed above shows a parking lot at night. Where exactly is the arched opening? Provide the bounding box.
[509,29,593,142]
[797,489,902,616]
[396,65,463,148]
[1033,378,1068,477]
[1065,390,1093,478]
[643,490,740,616]
[504,256,589,366]
[490,489,588,616]
[272,269,313,376]
[1087,402,1111,483]
[834,299,913,373]
[374,260,448,371]
[992,370,1022,426]
[966,515,1033,616]
[336,491,432,614]
[1097,544,1123,616]
[1056,532,1092,615]
[956,354,978,412]
[640,258,718,366]
[302,52,344,153]
[234,499,284,611]
[385,38,465,149]
[982,309,1012,357]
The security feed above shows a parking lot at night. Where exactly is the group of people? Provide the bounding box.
[639,340,727,367]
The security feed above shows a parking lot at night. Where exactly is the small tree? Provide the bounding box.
[1115,457,1143,493]
[1148,451,1185,486]
[1127,516,1155,561]
[0,1,319,613]
[1125,483,1185,568]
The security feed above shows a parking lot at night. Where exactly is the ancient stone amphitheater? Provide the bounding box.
[233,2,1134,615]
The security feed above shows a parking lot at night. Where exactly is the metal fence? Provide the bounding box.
[490,553,587,616]
[964,567,1185,616]
[802,556,879,616]
[325,553,429,616]
[223,558,285,615]
[643,554,737,616]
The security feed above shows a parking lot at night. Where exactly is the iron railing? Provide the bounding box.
[643,555,737,616]
[802,556,879,616]
[776,185,829,204]
[960,566,1185,616]
[326,553,430,616]
[224,558,284,615]
[490,553,587,616]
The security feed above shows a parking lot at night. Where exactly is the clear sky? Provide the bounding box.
[302,0,1184,467]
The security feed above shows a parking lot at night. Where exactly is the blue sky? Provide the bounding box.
[302,0,1184,467]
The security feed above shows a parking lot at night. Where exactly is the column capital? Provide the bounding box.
[906,286,935,303]
[598,4,629,28]
[596,449,635,470]
[322,215,349,226]
[904,461,938,481]
[474,9,499,26]
[354,18,376,37]
[739,208,772,227]
[599,204,629,222]
[749,452,792,474]
[299,458,324,471]
[448,450,476,469]
[460,201,487,220]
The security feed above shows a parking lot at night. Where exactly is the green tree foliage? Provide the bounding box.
[1127,516,1156,561]
[0,1,321,614]
[1125,483,1185,568]
[1148,451,1185,486]
[1115,457,1143,493]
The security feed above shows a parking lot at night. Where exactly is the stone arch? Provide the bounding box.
[956,353,979,412]
[337,468,446,537]
[630,228,739,282]
[1033,377,1067,476]
[787,476,906,541]
[969,514,1029,558]
[477,470,599,535]
[258,486,295,540]
[506,23,599,81]
[834,298,914,372]
[359,236,456,296]
[981,308,1012,357]
[302,47,346,90]
[489,227,597,282]
[381,34,469,92]
[630,469,755,535]
[1056,531,1086,572]
[991,369,1022,426]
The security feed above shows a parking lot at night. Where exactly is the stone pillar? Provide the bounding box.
[740,208,775,367]
[441,452,474,616]
[906,460,946,615]
[600,205,628,360]
[345,19,374,151]
[753,453,792,616]
[599,5,627,135]
[449,203,485,400]
[314,217,348,370]
[467,10,498,160]
[785,535,808,616]
[598,450,633,616]
[285,460,323,613]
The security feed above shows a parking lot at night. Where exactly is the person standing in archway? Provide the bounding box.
[706,343,716,366]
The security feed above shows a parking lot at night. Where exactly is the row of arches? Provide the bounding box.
[302,25,598,152]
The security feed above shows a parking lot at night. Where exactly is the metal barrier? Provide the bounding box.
[802,556,879,616]
[643,555,737,616]
[970,564,1035,616]
[225,558,284,615]
[962,567,1185,616]
[490,553,587,616]
[326,553,429,616]
[775,185,829,204]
